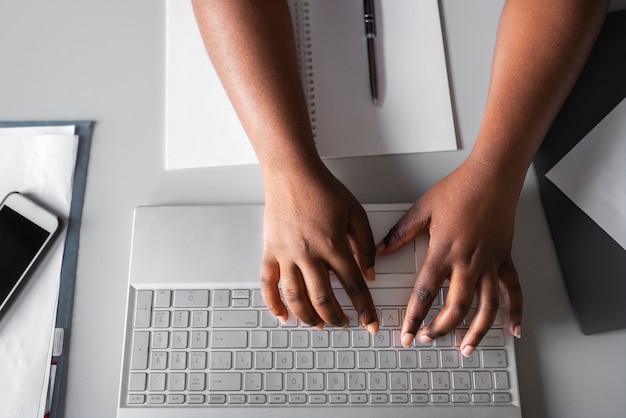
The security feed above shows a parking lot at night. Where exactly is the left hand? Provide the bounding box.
[377,155,523,356]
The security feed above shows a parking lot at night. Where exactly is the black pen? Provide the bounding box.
[363,0,378,105]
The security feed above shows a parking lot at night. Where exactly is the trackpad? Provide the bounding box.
[368,211,425,274]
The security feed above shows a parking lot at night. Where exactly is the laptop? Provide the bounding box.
[117,203,521,418]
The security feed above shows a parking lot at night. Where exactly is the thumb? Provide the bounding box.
[377,202,429,255]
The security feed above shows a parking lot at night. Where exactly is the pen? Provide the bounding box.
[363,0,378,105]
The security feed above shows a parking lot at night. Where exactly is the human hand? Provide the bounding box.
[260,164,379,334]
[377,156,523,356]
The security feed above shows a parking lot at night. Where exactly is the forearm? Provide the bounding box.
[471,0,609,191]
[191,0,323,179]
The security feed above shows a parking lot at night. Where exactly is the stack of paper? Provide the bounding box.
[0,125,79,417]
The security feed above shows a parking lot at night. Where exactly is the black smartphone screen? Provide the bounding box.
[0,205,51,302]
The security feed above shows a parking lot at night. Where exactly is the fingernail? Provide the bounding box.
[366,266,376,282]
[278,314,288,324]
[401,332,415,348]
[462,345,475,357]
[375,241,386,254]
[419,333,432,344]
[513,325,522,339]
[365,321,379,335]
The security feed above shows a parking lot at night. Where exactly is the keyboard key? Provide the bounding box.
[269,394,287,404]
[229,394,246,404]
[212,289,230,307]
[209,352,232,369]
[208,394,226,404]
[265,372,283,391]
[390,372,409,390]
[482,349,508,368]
[410,372,429,390]
[167,394,185,404]
[493,393,512,403]
[212,310,258,328]
[170,351,187,370]
[494,371,510,390]
[452,393,470,403]
[270,330,289,348]
[391,393,409,403]
[190,331,208,349]
[153,311,170,328]
[129,373,147,391]
[171,331,188,349]
[381,309,400,327]
[329,393,348,404]
[368,372,387,390]
[473,371,493,390]
[149,373,166,391]
[350,393,368,403]
[154,290,172,308]
[131,332,149,370]
[148,394,165,404]
[189,373,206,391]
[311,330,329,348]
[296,351,314,369]
[309,394,327,404]
[173,290,209,308]
[251,289,265,307]
[191,310,208,327]
[316,351,334,369]
[188,394,205,404]
[128,394,145,404]
[357,350,376,369]
[327,372,345,390]
[288,394,307,404]
[150,352,167,370]
[169,373,186,391]
[134,291,152,328]
[208,372,241,391]
[285,372,304,390]
[306,372,325,391]
[211,330,248,348]
[234,351,253,369]
[419,350,438,368]
[411,393,429,403]
[152,331,168,349]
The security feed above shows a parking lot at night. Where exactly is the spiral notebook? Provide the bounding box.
[165,0,457,169]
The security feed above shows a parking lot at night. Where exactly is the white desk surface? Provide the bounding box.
[1,1,624,417]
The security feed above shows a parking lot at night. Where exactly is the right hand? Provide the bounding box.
[259,163,379,334]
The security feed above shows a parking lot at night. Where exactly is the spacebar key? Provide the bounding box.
[212,310,258,328]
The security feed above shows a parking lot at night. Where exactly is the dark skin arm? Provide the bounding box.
[192,0,379,333]
[378,0,610,355]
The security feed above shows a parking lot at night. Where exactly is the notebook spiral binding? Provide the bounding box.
[290,0,317,140]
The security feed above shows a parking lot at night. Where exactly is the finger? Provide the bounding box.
[421,265,476,343]
[499,259,523,338]
[347,207,376,281]
[278,263,324,328]
[299,260,348,327]
[401,249,450,347]
[376,201,429,255]
[459,271,500,357]
[327,243,379,334]
[259,255,288,322]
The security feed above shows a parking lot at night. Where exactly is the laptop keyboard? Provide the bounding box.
[124,286,516,407]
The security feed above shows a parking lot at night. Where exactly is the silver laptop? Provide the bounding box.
[117,203,521,418]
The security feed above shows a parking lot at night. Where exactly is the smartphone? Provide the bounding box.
[0,192,60,313]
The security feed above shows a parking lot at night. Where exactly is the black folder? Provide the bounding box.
[533,10,626,335]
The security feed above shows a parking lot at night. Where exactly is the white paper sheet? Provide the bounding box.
[546,98,626,250]
[165,0,457,169]
[0,126,78,417]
